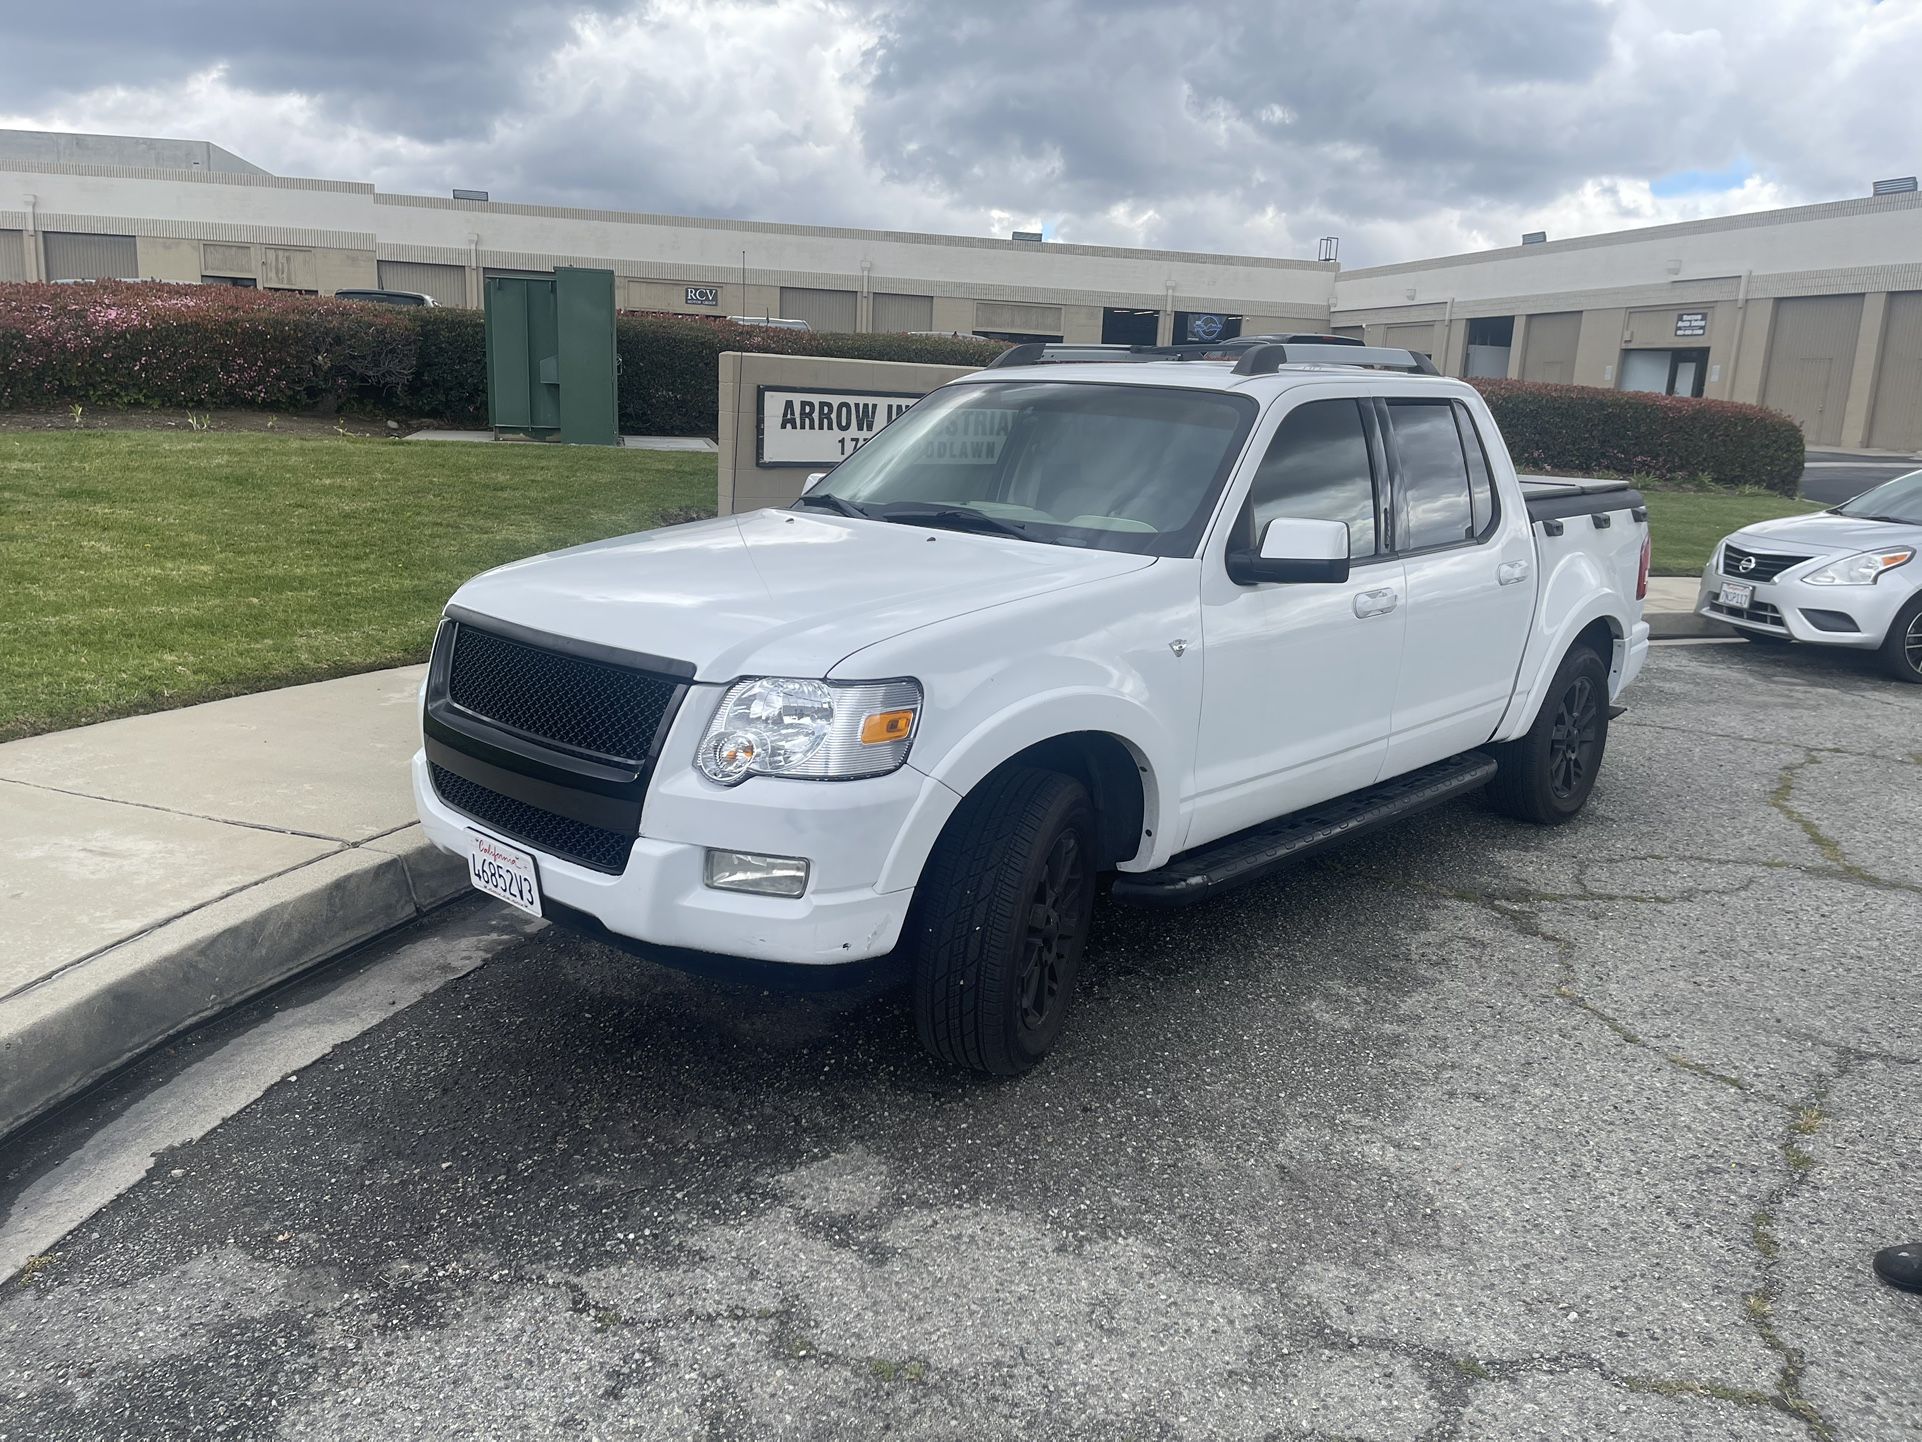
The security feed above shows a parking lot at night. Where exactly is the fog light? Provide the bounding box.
[703,849,810,898]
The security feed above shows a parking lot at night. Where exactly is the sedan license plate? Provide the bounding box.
[1719,581,1754,609]
[467,831,542,917]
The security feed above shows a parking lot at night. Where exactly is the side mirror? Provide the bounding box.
[1226,517,1352,585]
[802,471,828,493]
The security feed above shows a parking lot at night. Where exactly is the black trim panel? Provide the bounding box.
[542,897,909,993]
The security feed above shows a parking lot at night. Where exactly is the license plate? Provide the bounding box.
[1719,581,1754,609]
[467,831,542,917]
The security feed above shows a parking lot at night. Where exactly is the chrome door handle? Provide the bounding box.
[1498,559,1531,586]
[1353,588,1400,618]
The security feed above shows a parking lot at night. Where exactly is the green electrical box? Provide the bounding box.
[484,266,620,446]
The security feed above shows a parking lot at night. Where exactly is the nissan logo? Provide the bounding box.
[1737,554,1756,573]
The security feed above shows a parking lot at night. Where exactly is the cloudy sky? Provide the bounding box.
[4,0,1919,267]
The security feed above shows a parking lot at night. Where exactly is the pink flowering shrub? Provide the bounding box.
[0,282,418,411]
[0,283,1009,428]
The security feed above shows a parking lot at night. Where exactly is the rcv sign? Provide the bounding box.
[757,386,923,466]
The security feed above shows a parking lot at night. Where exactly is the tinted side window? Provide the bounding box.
[1453,401,1497,537]
[1246,399,1378,558]
[1388,401,1473,550]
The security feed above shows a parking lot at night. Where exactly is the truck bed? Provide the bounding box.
[1519,475,1647,524]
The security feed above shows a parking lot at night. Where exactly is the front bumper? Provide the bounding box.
[1696,561,1907,649]
[415,748,954,967]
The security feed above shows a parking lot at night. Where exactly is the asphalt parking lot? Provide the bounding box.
[1,641,1917,1442]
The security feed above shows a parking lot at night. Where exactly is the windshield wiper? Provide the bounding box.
[793,491,870,519]
[870,504,1037,542]
[1849,513,1917,525]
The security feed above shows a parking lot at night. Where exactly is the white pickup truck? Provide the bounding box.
[414,340,1651,1074]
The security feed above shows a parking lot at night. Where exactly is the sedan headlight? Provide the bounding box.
[1802,548,1914,586]
[697,677,921,784]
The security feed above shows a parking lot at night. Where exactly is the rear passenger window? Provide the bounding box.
[1245,399,1378,558]
[1388,401,1473,550]
[1453,401,1498,538]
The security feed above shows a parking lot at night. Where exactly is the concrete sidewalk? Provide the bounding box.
[1644,575,1728,638]
[0,668,463,1138]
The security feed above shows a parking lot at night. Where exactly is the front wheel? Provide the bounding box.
[1879,593,1922,684]
[1485,646,1611,825]
[910,767,1097,1076]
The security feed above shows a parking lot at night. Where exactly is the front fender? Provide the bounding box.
[874,689,1181,893]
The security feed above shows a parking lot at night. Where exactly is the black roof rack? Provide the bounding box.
[986,338,1440,376]
[1229,343,1440,376]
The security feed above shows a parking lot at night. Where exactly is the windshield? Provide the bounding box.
[1834,469,1922,525]
[803,380,1258,556]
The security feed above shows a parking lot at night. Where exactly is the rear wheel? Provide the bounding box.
[1485,645,1611,825]
[1879,593,1922,684]
[910,767,1097,1076]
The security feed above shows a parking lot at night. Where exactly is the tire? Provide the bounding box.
[1485,645,1611,825]
[910,767,1097,1076]
[1879,592,1922,684]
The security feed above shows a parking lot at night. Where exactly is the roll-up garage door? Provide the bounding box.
[0,230,25,282]
[378,260,468,307]
[1762,295,1863,445]
[1382,322,1438,361]
[778,287,858,333]
[872,292,934,332]
[1520,312,1581,384]
[1868,292,1922,453]
[43,232,138,281]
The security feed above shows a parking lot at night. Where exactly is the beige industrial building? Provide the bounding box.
[4,128,1921,449]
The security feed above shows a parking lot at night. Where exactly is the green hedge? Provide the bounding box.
[1469,378,1805,494]
[0,283,1007,434]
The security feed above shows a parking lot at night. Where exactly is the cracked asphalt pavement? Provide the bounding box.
[1,642,1918,1441]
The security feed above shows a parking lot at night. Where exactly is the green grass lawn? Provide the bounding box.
[0,431,715,740]
[1640,490,1827,576]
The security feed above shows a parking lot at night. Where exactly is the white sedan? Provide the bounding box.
[1699,469,1922,683]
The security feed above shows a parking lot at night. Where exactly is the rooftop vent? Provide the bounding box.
[452,188,490,202]
[1522,231,1548,245]
[1316,236,1340,263]
[1011,230,1042,242]
[1872,176,1918,196]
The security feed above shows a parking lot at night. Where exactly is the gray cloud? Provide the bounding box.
[2,0,1918,265]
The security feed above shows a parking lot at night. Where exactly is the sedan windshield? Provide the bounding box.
[801,380,1257,556]
[1834,469,1922,525]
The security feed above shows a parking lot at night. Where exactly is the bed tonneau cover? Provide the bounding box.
[1519,475,1647,523]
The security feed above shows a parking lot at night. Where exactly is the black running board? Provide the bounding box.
[1111,752,1499,908]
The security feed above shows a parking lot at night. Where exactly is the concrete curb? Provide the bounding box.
[0,825,468,1140]
[1647,607,1736,640]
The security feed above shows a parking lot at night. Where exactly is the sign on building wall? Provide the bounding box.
[685,286,719,306]
[756,386,923,466]
[1675,311,1709,337]
[1186,313,1227,341]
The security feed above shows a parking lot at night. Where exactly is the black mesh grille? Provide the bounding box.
[446,624,677,763]
[430,764,634,873]
[1722,544,1809,583]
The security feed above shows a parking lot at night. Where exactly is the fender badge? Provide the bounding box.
[1169,639,1189,657]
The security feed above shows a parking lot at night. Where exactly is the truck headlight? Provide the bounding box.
[697,677,921,784]
[1803,548,1914,586]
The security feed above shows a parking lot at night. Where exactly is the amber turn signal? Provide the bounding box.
[859,709,916,745]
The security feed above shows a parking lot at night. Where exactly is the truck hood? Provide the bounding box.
[1732,511,1922,556]
[447,509,1157,680]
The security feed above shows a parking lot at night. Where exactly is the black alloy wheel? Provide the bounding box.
[1546,672,1602,801]
[1018,829,1087,1035]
